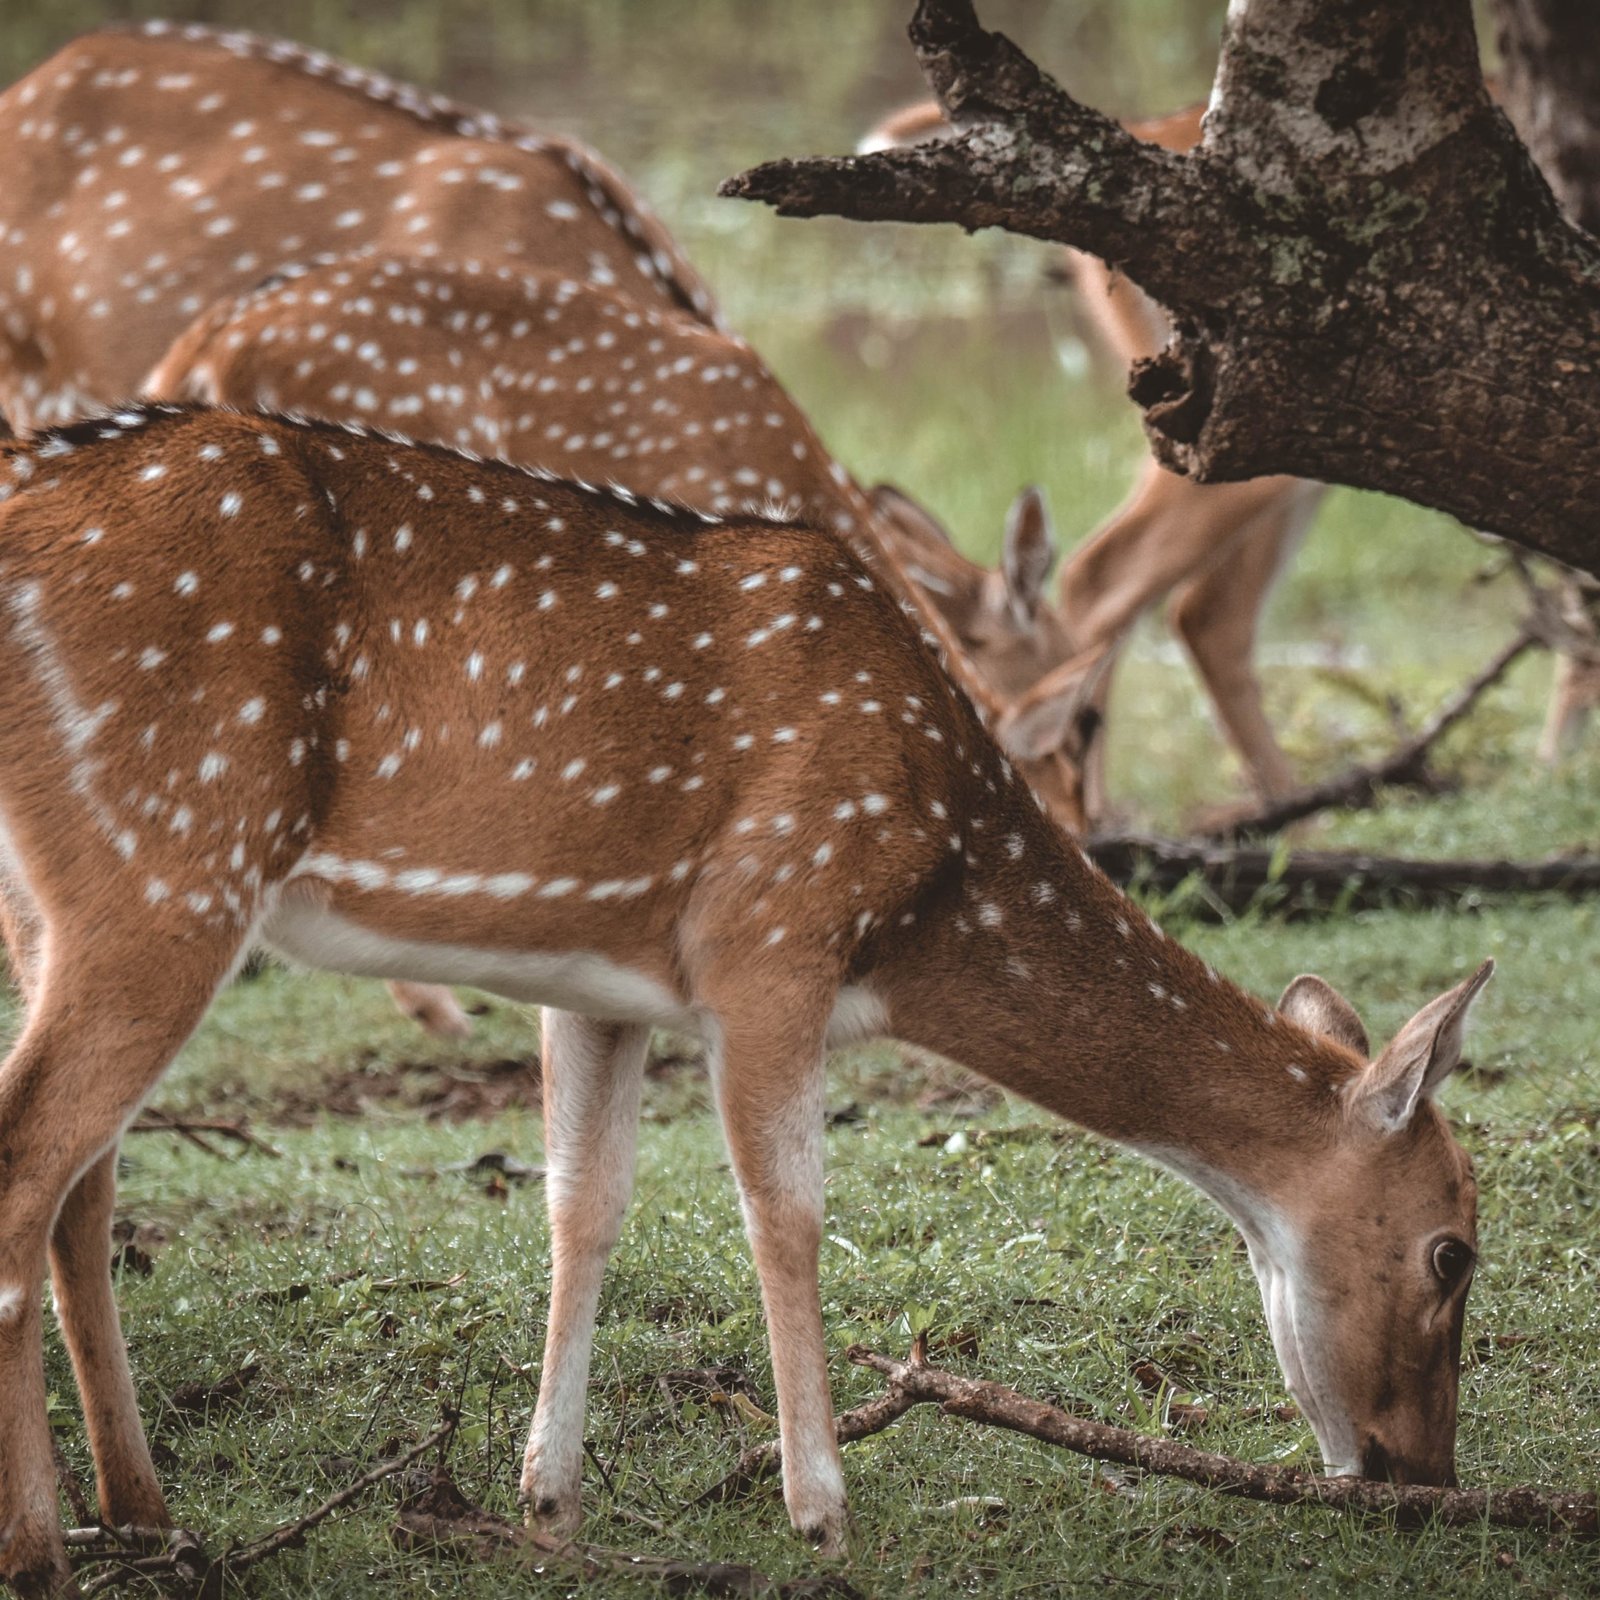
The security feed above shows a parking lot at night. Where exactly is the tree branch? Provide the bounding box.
[721,27,1234,316]
[724,0,1600,573]
[791,1347,1597,1536]
[70,1419,457,1595]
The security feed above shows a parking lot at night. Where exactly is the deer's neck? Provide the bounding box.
[870,808,1356,1194]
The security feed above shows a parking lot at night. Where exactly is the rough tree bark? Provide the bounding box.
[724,0,1600,576]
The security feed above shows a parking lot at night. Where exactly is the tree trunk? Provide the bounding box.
[724,0,1600,577]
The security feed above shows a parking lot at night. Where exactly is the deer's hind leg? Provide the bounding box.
[1166,484,1321,802]
[0,913,249,1596]
[0,861,170,1537]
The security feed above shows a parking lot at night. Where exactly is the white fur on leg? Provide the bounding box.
[521,1010,648,1534]
[716,1037,849,1553]
[0,1284,25,1323]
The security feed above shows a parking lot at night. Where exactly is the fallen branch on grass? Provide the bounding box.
[703,1346,1594,1537]
[69,1418,456,1595]
[1207,626,1540,841]
[126,1106,281,1159]
[1087,835,1600,918]
[695,1382,919,1506]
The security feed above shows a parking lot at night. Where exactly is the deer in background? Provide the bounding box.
[145,254,1090,786]
[0,18,720,433]
[0,405,1491,1593]
[864,98,1599,810]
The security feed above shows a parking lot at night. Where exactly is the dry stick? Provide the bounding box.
[1085,835,1600,917]
[695,1384,920,1505]
[1209,626,1540,842]
[70,1420,456,1595]
[51,1437,93,1529]
[226,1418,458,1573]
[127,1106,282,1158]
[798,1349,1597,1537]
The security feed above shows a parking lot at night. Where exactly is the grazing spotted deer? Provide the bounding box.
[0,404,1490,1593]
[0,20,719,433]
[864,97,1598,806]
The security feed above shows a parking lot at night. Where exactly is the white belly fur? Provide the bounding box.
[261,901,695,1027]
[261,900,890,1048]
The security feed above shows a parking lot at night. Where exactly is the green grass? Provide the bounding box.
[41,951,1594,1599]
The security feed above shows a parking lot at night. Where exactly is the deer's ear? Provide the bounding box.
[1278,975,1369,1057]
[1353,961,1495,1133]
[1001,487,1056,625]
[868,483,957,551]
[995,646,1110,762]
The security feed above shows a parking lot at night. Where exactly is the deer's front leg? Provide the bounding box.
[521,1012,649,1535]
[711,1008,844,1554]
[49,1148,169,1531]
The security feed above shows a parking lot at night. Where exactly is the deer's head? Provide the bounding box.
[1242,961,1493,1485]
[870,483,1108,831]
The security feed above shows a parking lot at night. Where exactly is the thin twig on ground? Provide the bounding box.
[712,1347,1595,1537]
[225,1417,458,1573]
[52,1437,93,1528]
[127,1107,282,1158]
[1209,626,1539,841]
[70,1418,457,1595]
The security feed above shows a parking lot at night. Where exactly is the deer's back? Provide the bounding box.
[0,408,984,964]
[0,24,714,425]
[146,257,844,530]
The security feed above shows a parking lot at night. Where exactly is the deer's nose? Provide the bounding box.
[1360,1436,1457,1487]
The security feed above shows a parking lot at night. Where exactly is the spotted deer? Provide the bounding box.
[864,97,1598,807]
[145,253,1090,781]
[0,403,1492,1593]
[142,251,1094,1034]
[0,19,719,434]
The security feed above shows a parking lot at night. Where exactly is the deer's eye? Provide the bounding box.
[1431,1238,1474,1287]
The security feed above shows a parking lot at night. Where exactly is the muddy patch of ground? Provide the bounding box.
[268,1054,545,1126]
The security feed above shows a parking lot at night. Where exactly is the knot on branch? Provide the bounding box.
[1129,339,1214,448]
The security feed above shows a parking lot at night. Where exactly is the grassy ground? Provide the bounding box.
[4,2,1597,1596]
[49,946,1599,1600]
